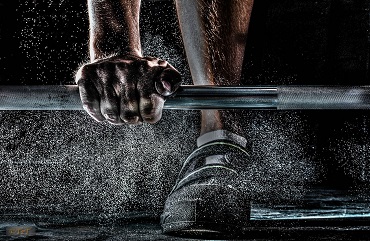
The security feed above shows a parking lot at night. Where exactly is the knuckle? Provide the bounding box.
[115,62,128,75]
[79,64,92,74]
[115,62,125,69]
[81,64,96,75]
[157,59,168,66]
[75,65,92,84]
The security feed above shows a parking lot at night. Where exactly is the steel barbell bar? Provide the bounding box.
[0,85,369,110]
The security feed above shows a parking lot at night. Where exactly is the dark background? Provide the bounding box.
[1,0,368,84]
[0,0,369,239]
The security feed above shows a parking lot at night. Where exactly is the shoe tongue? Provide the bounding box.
[197,130,247,148]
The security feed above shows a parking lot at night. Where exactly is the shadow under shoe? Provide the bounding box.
[160,141,251,239]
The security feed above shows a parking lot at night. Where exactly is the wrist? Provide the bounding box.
[89,51,144,64]
[89,36,142,62]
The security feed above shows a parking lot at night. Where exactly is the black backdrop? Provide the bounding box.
[1,0,368,85]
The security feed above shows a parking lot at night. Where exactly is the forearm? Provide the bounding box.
[176,0,254,135]
[88,0,142,61]
[176,0,254,85]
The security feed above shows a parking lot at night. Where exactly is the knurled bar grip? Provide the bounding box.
[278,86,370,110]
[0,85,369,110]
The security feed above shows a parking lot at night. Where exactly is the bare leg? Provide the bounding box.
[175,0,254,135]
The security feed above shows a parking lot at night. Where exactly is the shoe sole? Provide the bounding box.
[161,183,250,238]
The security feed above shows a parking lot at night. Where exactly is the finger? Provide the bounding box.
[120,82,142,124]
[91,62,124,125]
[155,66,182,96]
[78,79,105,122]
[75,64,105,122]
[115,65,141,125]
[100,82,123,125]
[139,93,165,124]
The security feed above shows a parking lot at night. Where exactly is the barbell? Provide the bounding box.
[0,85,369,110]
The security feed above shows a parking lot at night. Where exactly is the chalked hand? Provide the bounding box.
[75,55,182,125]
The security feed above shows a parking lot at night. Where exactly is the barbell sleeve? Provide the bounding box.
[0,85,370,110]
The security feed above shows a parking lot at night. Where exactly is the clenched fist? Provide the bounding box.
[75,55,181,125]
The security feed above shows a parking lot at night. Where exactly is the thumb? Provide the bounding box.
[155,68,182,97]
